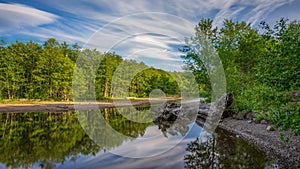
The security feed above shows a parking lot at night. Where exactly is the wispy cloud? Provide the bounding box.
[81,13,195,71]
[1,0,298,70]
[0,3,58,34]
[209,0,295,27]
[243,0,294,26]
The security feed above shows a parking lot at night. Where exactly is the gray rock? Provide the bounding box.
[199,104,210,109]
[253,118,260,124]
[260,120,268,124]
[236,112,244,120]
[267,125,275,131]
[245,112,255,120]
[198,108,208,114]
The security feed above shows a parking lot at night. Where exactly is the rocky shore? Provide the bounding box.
[196,101,300,169]
[217,117,300,169]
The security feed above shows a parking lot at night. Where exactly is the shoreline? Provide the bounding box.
[0,98,180,113]
[217,117,300,168]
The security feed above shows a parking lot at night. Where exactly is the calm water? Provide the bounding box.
[0,106,274,169]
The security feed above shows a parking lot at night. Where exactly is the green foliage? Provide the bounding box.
[270,103,300,135]
[0,38,191,101]
[182,18,300,134]
[130,68,179,98]
[0,39,77,101]
[235,83,290,113]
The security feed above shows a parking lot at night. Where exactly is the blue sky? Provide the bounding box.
[1,0,299,71]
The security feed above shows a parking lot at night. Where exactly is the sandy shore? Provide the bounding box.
[0,98,180,113]
[217,118,300,168]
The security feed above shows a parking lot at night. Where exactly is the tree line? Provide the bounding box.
[0,39,194,101]
[182,18,300,135]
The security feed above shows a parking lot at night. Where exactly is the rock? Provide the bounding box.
[153,102,181,122]
[245,112,255,120]
[199,104,210,109]
[232,113,237,119]
[247,120,252,124]
[245,129,252,133]
[171,107,181,114]
[165,112,178,121]
[167,102,181,108]
[236,112,244,120]
[253,118,260,124]
[153,101,196,137]
[266,125,275,131]
[260,120,268,124]
[197,113,207,120]
[272,164,279,169]
[198,108,208,114]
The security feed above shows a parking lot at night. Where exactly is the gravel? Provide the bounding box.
[218,118,300,168]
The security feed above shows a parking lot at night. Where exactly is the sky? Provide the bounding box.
[1,0,300,71]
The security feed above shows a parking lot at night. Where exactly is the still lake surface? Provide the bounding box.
[0,106,275,169]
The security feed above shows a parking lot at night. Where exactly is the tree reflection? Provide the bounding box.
[0,107,152,169]
[103,106,153,137]
[0,112,100,169]
[184,128,273,169]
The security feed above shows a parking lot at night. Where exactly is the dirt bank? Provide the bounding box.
[0,98,180,113]
[218,118,300,168]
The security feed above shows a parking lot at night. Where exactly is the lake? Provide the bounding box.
[0,106,275,169]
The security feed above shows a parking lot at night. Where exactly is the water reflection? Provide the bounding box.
[0,107,152,169]
[0,112,100,169]
[101,107,153,137]
[184,128,274,169]
[77,105,193,158]
[0,107,274,169]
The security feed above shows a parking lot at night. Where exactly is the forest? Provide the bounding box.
[182,18,300,136]
[0,39,192,101]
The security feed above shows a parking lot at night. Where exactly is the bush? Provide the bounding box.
[235,83,289,113]
[270,102,300,135]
